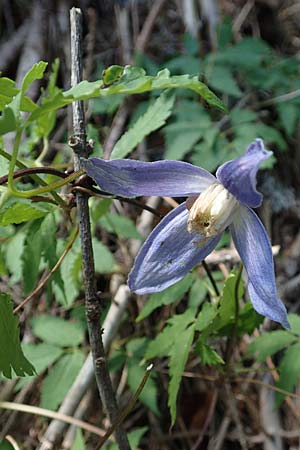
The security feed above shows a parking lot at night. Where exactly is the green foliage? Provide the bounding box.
[111,90,175,159]
[276,343,300,405]
[137,273,195,321]
[0,293,35,378]
[71,429,86,450]
[126,338,159,416]
[93,239,118,273]
[99,213,143,240]
[247,330,296,362]
[31,315,85,347]
[0,200,50,226]
[41,351,84,410]
[21,218,44,294]
[103,426,148,450]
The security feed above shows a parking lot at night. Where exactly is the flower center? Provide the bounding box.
[187,183,239,237]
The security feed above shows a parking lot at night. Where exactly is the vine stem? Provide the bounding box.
[70,8,130,450]
[225,263,243,366]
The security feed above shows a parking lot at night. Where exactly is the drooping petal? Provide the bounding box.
[216,139,272,208]
[82,158,215,198]
[230,205,289,328]
[128,203,221,293]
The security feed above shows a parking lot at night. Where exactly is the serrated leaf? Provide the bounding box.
[247,330,296,362]
[22,218,44,294]
[145,309,195,360]
[29,66,225,123]
[137,274,195,322]
[0,293,35,378]
[168,324,195,425]
[111,90,175,159]
[196,340,224,366]
[93,239,117,273]
[164,121,205,160]
[31,315,84,347]
[195,302,218,331]
[16,343,64,389]
[276,343,300,405]
[188,278,208,311]
[41,351,84,410]
[99,213,142,240]
[0,201,49,226]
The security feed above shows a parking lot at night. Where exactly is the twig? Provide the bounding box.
[13,228,79,314]
[96,364,153,450]
[225,383,248,450]
[202,260,220,296]
[0,402,105,437]
[3,435,20,450]
[0,166,68,186]
[190,390,218,450]
[135,0,168,52]
[69,8,130,450]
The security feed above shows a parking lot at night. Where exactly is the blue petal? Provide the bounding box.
[128,203,221,293]
[216,139,272,208]
[230,205,289,328]
[82,158,215,198]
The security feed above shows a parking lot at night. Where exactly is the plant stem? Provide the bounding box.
[202,259,220,296]
[70,8,130,450]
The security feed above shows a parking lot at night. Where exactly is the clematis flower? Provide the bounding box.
[83,139,289,328]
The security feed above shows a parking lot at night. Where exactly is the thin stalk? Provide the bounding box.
[202,259,220,296]
[70,8,130,450]
[225,263,243,366]
[0,148,67,206]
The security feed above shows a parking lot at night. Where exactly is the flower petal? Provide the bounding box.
[82,158,215,198]
[230,205,289,328]
[128,203,221,293]
[216,139,272,208]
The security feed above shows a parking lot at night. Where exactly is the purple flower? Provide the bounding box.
[83,139,289,328]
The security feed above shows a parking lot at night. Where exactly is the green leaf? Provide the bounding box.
[16,343,64,389]
[288,313,300,335]
[276,343,300,405]
[103,427,148,450]
[111,90,175,159]
[248,330,296,362]
[22,218,44,294]
[0,293,35,378]
[126,338,159,415]
[0,440,15,450]
[145,309,195,360]
[53,239,81,306]
[188,278,208,311]
[93,239,118,273]
[21,61,48,95]
[5,231,26,284]
[164,121,206,160]
[196,340,224,366]
[41,351,84,410]
[31,315,85,347]
[102,65,124,85]
[40,214,65,299]
[137,274,195,322]
[168,324,195,425]
[28,66,225,123]
[99,213,142,240]
[214,270,244,331]
[0,107,16,135]
[71,429,86,450]
[0,201,49,226]
[195,303,218,332]
[277,103,298,137]
[207,65,242,97]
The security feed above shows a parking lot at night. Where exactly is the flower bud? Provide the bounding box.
[187,183,239,237]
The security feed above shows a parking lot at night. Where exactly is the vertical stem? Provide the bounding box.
[69,8,130,450]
